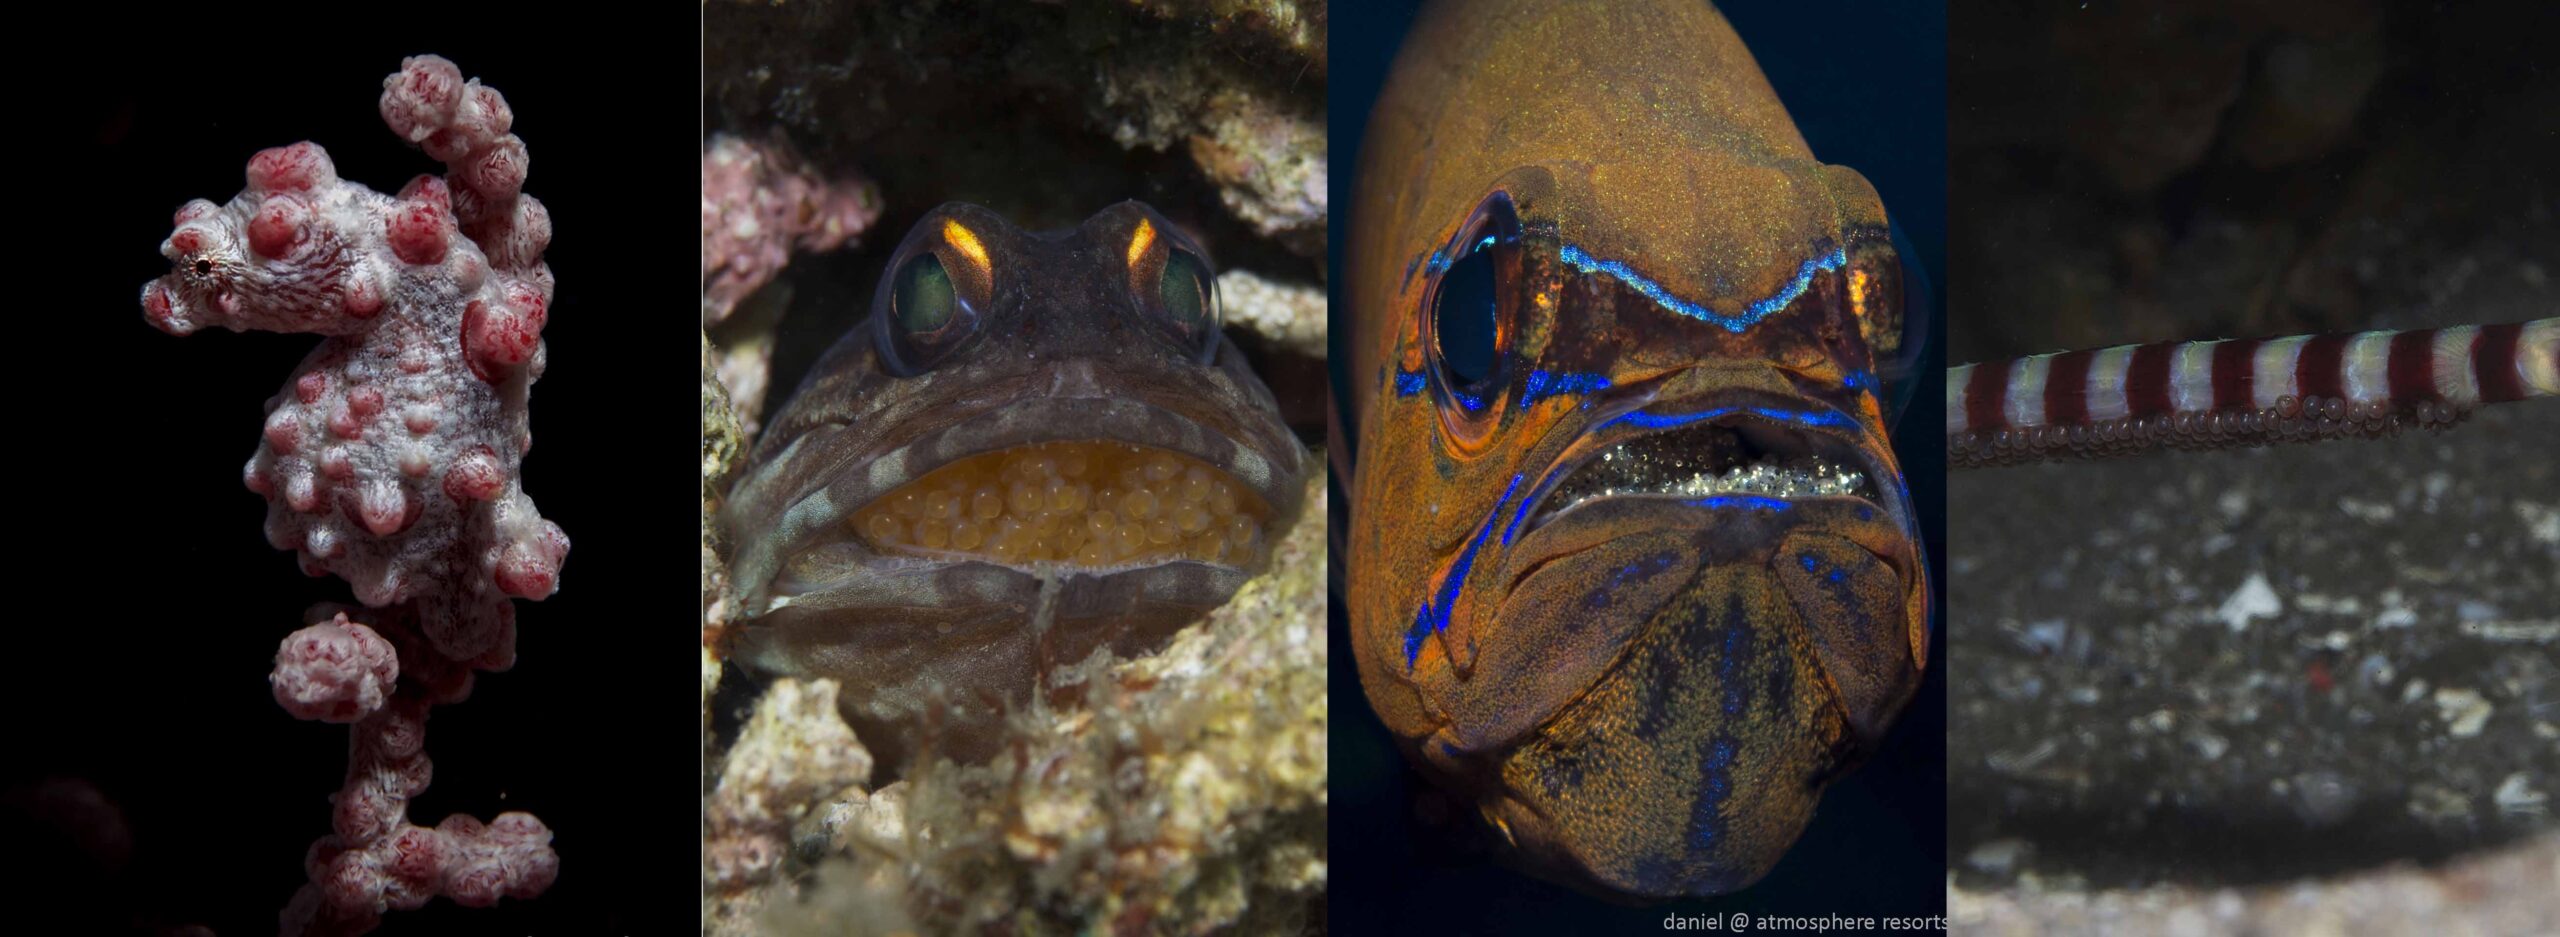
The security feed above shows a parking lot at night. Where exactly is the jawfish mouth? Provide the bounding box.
[740,383,1304,610]
[1519,399,1899,537]
[846,439,1271,571]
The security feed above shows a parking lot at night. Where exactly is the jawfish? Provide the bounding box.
[722,201,1308,767]
[1345,0,1933,899]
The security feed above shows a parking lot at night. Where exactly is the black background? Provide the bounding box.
[1327,2,1949,931]
[8,5,700,935]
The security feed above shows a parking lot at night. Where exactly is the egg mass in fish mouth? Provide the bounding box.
[1342,0,1935,903]
[849,439,1269,569]
[1528,415,1881,533]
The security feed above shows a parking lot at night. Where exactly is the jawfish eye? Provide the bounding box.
[874,211,993,376]
[893,252,958,334]
[1159,248,1214,331]
[1123,211,1222,362]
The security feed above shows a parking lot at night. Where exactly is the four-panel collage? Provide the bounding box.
[8,1,2549,935]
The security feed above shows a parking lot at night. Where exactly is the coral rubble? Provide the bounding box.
[700,134,882,435]
[706,679,877,892]
[1215,269,1327,359]
[701,134,882,329]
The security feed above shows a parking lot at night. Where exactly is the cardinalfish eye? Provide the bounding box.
[1434,237,1498,386]
[1873,222,1938,376]
[1842,222,1934,428]
[1844,236,1905,362]
[1428,190,1524,399]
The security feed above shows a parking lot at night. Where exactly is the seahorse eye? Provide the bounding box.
[893,253,956,334]
[1433,238,1499,387]
[194,258,214,276]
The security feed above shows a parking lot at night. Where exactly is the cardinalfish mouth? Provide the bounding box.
[847,439,1269,569]
[1520,406,1887,535]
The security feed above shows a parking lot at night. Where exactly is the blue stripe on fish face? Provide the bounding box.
[1406,473,1526,670]
[1560,242,1849,334]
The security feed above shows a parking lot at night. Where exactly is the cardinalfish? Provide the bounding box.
[1344,0,1933,900]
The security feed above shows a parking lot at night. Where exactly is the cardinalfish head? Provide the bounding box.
[722,201,1307,769]
[1349,115,1931,899]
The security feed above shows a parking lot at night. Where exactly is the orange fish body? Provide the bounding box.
[1346,0,1930,899]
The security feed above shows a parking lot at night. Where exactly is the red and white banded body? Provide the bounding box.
[1949,317,2558,467]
